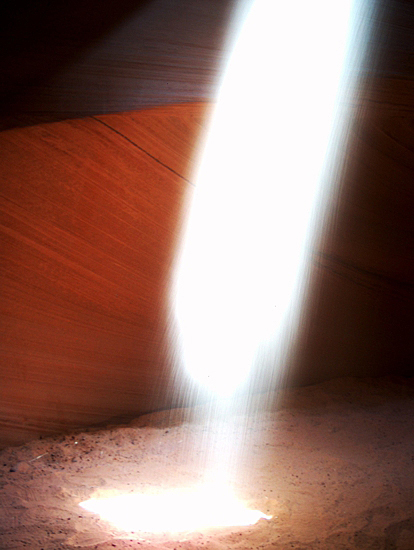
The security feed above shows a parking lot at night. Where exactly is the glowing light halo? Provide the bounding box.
[79,484,271,534]
[78,0,372,537]
[173,0,365,397]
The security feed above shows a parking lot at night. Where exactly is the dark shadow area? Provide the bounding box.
[0,0,152,128]
[369,0,414,79]
[0,0,235,129]
[287,72,414,387]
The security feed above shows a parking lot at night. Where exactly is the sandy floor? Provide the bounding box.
[1,376,414,549]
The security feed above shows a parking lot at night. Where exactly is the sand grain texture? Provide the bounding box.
[1,376,414,549]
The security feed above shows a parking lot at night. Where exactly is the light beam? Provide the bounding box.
[80,0,372,536]
[172,0,370,398]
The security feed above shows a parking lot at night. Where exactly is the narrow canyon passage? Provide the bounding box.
[1,1,414,548]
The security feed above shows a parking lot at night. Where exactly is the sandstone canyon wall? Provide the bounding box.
[0,0,413,447]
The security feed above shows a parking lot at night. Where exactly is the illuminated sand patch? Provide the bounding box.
[80,485,271,534]
[1,378,414,548]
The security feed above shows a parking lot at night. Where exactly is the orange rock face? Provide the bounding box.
[0,104,209,447]
[1,0,414,449]
[1,82,414,449]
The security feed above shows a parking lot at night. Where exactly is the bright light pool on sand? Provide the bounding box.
[80,484,271,534]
